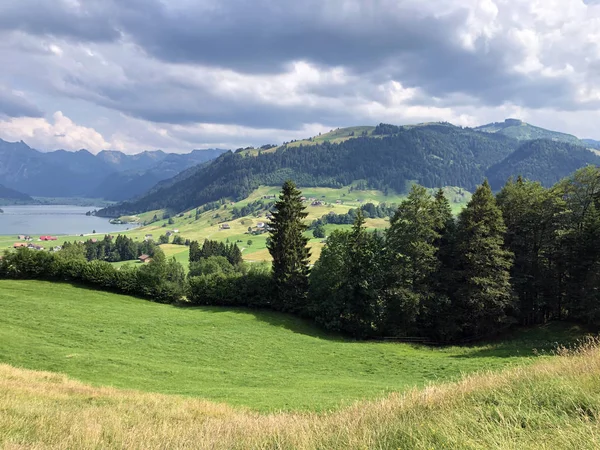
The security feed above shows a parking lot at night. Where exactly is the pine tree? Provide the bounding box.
[268,180,311,313]
[384,185,440,335]
[453,180,514,339]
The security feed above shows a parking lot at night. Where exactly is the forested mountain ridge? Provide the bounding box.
[97,124,524,217]
[0,139,227,200]
[486,139,600,189]
[98,121,600,218]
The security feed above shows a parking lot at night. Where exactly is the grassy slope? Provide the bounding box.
[476,121,582,144]
[0,280,586,413]
[1,333,599,448]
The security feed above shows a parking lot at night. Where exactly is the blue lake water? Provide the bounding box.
[0,205,136,236]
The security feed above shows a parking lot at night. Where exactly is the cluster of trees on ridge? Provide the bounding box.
[4,167,600,341]
[97,124,600,218]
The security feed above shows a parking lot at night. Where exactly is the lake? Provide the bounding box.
[0,205,137,236]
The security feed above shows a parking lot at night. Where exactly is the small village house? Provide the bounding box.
[220,223,231,230]
[138,254,152,263]
[13,243,27,248]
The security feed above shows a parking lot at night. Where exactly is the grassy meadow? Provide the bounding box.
[0,280,585,413]
[1,326,599,448]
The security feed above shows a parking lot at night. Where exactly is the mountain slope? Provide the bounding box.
[98,124,519,216]
[0,184,33,201]
[96,150,167,171]
[87,149,228,201]
[476,118,582,144]
[486,139,600,189]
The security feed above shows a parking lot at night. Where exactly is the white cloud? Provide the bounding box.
[0,111,109,152]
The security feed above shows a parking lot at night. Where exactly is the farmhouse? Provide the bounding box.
[40,236,57,241]
[13,243,27,248]
[311,200,324,206]
[139,254,151,263]
[144,234,153,241]
[220,223,231,230]
[17,235,26,240]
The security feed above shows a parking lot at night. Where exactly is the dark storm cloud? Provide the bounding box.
[1,0,598,138]
[0,86,43,118]
[0,0,120,42]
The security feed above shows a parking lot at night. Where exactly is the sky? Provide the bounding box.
[1,0,600,154]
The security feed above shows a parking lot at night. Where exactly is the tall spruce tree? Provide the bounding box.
[453,180,514,339]
[268,180,311,313]
[426,188,458,340]
[384,185,440,335]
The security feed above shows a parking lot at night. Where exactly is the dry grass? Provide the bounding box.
[2,339,600,449]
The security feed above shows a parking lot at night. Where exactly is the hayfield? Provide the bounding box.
[0,280,585,413]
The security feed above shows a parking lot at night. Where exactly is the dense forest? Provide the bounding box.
[98,124,600,217]
[6,167,600,342]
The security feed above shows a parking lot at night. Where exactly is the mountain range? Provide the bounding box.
[97,119,600,217]
[0,140,227,201]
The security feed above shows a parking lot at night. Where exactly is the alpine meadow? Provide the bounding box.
[3,1,600,448]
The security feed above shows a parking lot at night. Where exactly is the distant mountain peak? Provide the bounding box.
[475,119,581,145]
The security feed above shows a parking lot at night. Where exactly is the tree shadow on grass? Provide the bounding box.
[58,282,592,351]
[449,322,592,359]
[176,303,349,342]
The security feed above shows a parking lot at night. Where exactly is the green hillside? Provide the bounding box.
[98,124,517,217]
[476,118,583,144]
[486,139,600,189]
[0,280,584,412]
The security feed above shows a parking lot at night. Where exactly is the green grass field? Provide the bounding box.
[0,280,586,412]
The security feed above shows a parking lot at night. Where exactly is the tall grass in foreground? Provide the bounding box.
[2,339,600,449]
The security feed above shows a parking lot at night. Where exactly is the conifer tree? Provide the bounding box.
[384,185,440,335]
[268,180,311,312]
[453,180,514,338]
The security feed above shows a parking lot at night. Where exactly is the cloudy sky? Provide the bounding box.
[1,0,600,154]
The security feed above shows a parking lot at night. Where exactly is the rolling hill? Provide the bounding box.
[98,121,600,217]
[1,280,596,449]
[475,118,583,144]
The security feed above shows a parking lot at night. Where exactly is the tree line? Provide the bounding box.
[5,168,600,342]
